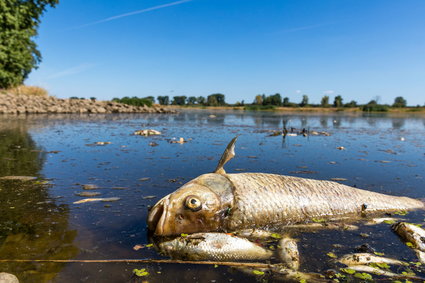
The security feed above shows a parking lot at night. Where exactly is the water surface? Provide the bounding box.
[0,110,424,282]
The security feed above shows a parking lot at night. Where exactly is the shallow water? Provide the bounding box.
[0,110,424,282]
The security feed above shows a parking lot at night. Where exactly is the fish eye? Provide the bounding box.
[184,195,202,212]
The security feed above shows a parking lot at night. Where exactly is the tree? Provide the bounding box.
[172,96,187,105]
[282,97,290,106]
[157,96,169,105]
[145,96,155,104]
[320,96,330,107]
[196,96,206,105]
[207,93,226,106]
[344,100,358,108]
[0,0,59,89]
[300,95,309,107]
[263,93,282,106]
[187,96,197,105]
[254,95,263,105]
[333,95,343,107]
[392,96,407,108]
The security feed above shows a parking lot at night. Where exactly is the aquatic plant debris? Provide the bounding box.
[73,197,120,204]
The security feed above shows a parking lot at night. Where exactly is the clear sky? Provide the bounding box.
[27,0,425,106]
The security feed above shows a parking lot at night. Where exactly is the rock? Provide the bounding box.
[0,93,175,114]
[134,129,161,136]
[0,272,19,283]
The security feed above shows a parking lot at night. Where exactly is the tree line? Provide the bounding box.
[110,92,413,112]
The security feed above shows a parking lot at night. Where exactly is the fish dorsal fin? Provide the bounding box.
[214,136,238,175]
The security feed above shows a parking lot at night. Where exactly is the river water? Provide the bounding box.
[0,110,424,282]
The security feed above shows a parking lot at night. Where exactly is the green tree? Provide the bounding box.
[333,95,343,107]
[344,100,357,108]
[0,0,59,88]
[263,93,282,106]
[172,96,187,105]
[320,96,330,107]
[196,96,206,105]
[187,96,197,105]
[254,95,263,105]
[392,96,407,107]
[157,96,169,105]
[300,95,309,107]
[282,97,290,106]
[207,93,226,106]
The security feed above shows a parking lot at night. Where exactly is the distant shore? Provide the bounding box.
[168,105,425,114]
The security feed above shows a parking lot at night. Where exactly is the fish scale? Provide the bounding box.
[225,173,424,230]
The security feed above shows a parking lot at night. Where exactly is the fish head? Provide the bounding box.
[147,173,234,236]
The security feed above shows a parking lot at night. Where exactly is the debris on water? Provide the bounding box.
[327,252,338,258]
[170,137,187,144]
[328,161,337,164]
[355,243,375,253]
[0,176,37,181]
[133,244,144,251]
[73,197,120,204]
[209,115,216,118]
[75,191,101,197]
[143,195,156,200]
[133,268,149,277]
[149,142,159,147]
[337,146,345,150]
[112,187,127,190]
[139,177,150,182]
[330,177,348,181]
[134,129,161,136]
[94,141,111,145]
[400,137,405,141]
[82,184,98,190]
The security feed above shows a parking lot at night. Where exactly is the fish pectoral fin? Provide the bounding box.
[214,136,238,174]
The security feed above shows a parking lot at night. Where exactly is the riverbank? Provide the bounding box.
[0,93,173,114]
[170,105,425,114]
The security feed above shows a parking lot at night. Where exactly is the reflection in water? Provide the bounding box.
[392,118,405,129]
[0,125,78,282]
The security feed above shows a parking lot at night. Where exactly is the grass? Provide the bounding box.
[6,85,49,97]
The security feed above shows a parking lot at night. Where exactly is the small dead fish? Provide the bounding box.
[134,129,161,136]
[347,265,400,278]
[73,197,120,204]
[158,232,272,261]
[392,222,425,252]
[365,217,402,225]
[278,237,300,270]
[338,253,407,266]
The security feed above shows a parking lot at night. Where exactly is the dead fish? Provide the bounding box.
[73,197,120,204]
[338,253,407,266]
[392,222,425,252]
[148,137,424,236]
[158,232,272,261]
[346,265,400,278]
[278,237,300,270]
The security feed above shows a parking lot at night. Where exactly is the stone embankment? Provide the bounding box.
[0,93,172,114]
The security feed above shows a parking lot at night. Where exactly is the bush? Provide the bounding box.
[112,96,153,107]
[7,85,49,97]
[361,101,389,112]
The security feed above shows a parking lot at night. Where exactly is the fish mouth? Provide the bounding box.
[147,195,170,235]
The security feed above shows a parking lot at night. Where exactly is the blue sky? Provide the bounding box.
[27,0,425,105]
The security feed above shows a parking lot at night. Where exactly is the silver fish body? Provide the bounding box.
[148,137,424,236]
[158,232,272,261]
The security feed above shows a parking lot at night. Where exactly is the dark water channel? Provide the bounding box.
[0,110,424,282]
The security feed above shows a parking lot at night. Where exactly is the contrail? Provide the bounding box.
[73,0,192,29]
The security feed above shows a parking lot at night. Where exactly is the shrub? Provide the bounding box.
[7,85,48,97]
